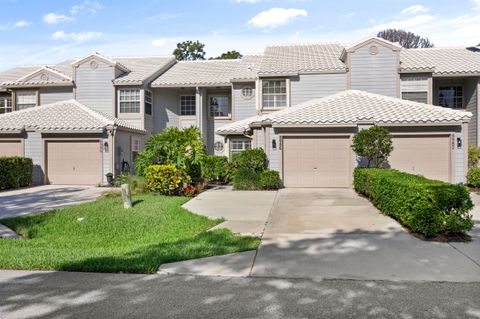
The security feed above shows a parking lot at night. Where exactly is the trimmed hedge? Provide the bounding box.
[466,167,480,187]
[353,168,473,237]
[233,168,261,190]
[0,157,33,190]
[145,164,189,195]
[231,148,267,173]
[201,156,231,184]
[260,170,281,190]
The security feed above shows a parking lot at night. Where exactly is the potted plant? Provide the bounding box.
[105,173,114,186]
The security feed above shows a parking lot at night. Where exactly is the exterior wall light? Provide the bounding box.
[272,139,277,150]
[457,137,462,149]
[104,141,109,153]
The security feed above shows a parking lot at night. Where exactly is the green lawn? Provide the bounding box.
[0,193,260,274]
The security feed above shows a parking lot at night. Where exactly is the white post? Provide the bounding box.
[121,184,132,209]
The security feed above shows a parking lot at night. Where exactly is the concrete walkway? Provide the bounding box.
[160,188,480,282]
[183,185,277,236]
[0,185,111,220]
[1,270,480,319]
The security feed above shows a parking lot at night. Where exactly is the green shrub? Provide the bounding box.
[259,170,281,190]
[134,127,206,180]
[0,157,33,190]
[466,168,480,187]
[115,174,147,194]
[353,168,473,237]
[145,164,189,195]
[351,125,393,167]
[231,148,267,173]
[201,156,231,184]
[233,168,261,190]
[468,145,480,168]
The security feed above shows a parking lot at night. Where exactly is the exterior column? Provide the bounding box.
[195,87,204,135]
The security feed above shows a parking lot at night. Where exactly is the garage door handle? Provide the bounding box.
[313,167,317,169]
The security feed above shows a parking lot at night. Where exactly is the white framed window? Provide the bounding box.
[209,95,230,118]
[180,95,196,116]
[262,79,287,108]
[119,89,141,113]
[438,86,463,109]
[230,139,252,155]
[0,96,12,114]
[241,86,254,99]
[132,138,141,161]
[16,91,36,110]
[145,90,152,115]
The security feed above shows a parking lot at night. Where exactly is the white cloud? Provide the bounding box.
[70,1,105,15]
[401,5,429,15]
[52,30,102,42]
[14,20,32,28]
[342,12,356,19]
[151,38,167,47]
[472,0,480,10]
[236,0,263,3]
[367,14,435,31]
[248,8,308,29]
[43,13,74,24]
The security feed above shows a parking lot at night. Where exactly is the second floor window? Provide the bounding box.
[145,90,152,115]
[119,89,141,113]
[16,91,36,110]
[180,95,196,116]
[262,80,287,108]
[209,96,230,117]
[0,96,12,114]
[438,86,463,109]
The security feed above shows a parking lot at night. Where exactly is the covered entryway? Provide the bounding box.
[0,140,23,157]
[388,135,451,182]
[282,136,352,188]
[46,140,102,185]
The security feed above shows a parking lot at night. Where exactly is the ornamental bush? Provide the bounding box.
[353,168,473,237]
[466,167,480,187]
[201,156,231,184]
[233,168,261,190]
[351,125,393,168]
[259,170,281,190]
[145,164,189,195]
[134,127,206,180]
[231,148,267,173]
[0,157,33,190]
[468,145,480,168]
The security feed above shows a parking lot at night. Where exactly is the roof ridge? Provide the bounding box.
[66,99,114,125]
[265,42,344,48]
[178,59,242,63]
[113,55,175,59]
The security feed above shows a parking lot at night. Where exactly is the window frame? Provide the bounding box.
[118,89,141,114]
[230,138,252,156]
[15,91,37,110]
[0,96,12,114]
[438,86,464,109]
[401,91,428,104]
[261,79,288,110]
[144,90,153,116]
[179,95,196,116]
[208,94,231,119]
[241,85,254,100]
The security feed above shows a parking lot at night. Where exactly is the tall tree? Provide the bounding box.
[211,50,243,60]
[377,29,434,48]
[173,40,206,61]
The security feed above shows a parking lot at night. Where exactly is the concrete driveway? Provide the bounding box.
[161,188,480,282]
[0,185,110,220]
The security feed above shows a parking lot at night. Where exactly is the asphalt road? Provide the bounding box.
[1,270,480,319]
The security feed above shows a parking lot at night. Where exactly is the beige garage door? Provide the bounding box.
[46,140,102,185]
[388,135,451,182]
[283,136,352,188]
[0,140,23,157]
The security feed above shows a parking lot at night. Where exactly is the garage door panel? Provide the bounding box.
[0,140,23,157]
[46,140,102,185]
[283,136,351,188]
[388,135,451,182]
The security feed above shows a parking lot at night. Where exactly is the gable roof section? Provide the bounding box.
[258,43,347,76]
[0,60,74,88]
[400,47,480,75]
[0,99,145,133]
[71,51,131,73]
[217,90,471,134]
[230,55,263,82]
[151,58,252,87]
[113,56,176,85]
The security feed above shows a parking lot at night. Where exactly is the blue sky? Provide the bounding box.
[1,0,479,71]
